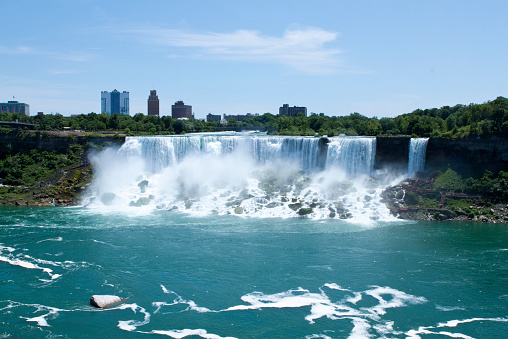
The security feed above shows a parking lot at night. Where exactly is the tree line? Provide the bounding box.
[1,96,507,138]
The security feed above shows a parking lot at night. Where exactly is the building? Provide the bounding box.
[223,113,257,123]
[206,113,222,122]
[0,100,30,116]
[101,89,129,115]
[279,104,307,117]
[147,90,159,116]
[171,100,192,119]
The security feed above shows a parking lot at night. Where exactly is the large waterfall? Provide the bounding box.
[85,133,400,223]
[408,138,429,177]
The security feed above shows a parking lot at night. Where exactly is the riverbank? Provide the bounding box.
[382,178,508,223]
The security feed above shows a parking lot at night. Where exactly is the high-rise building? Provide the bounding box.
[279,104,307,117]
[171,100,193,119]
[147,90,159,116]
[101,89,129,115]
[0,100,30,116]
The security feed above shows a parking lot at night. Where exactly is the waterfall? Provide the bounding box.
[325,137,376,176]
[86,133,395,222]
[408,138,429,177]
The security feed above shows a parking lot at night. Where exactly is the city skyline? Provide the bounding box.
[1,1,507,119]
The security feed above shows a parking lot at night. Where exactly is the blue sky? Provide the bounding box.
[1,0,507,118]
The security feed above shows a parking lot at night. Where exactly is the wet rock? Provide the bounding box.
[138,180,149,193]
[234,207,244,214]
[266,202,278,208]
[329,212,336,218]
[281,197,288,202]
[129,196,151,207]
[288,203,302,211]
[100,192,117,205]
[297,208,313,216]
[435,213,448,221]
[395,190,404,200]
[185,200,193,209]
[364,195,373,202]
[90,295,124,308]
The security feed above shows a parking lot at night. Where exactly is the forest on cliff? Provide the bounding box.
[1,96,508,138]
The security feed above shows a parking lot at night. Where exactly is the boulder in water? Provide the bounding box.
[100,192,117,205]
[234,207,244,214]
[138,180,149,193]
[90,295,124,308]
[298,208,313,216]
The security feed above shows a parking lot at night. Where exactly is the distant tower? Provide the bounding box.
[101,89,129,115]
[147,90,159,116]
[171,100,193,119]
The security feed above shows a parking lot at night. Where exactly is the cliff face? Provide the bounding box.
[374,136,410,172]
[0,130,125,158]
[374,136,508,175]
[426,136,508,176]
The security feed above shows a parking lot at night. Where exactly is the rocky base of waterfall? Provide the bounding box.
[382,179,508,223]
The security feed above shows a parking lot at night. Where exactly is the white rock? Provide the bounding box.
[90,295,124,308]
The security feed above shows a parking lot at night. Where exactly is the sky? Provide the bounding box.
[1,0,507,119]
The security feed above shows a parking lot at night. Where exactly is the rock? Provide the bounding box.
[100,192,117,205]
[234,207,244,214]
[137,180,149,193]
[364,195,373,202]
[129,196,152,207]
[329,212,336,218]
[288,203,302,211]
[297,208,313,216]
[90,295,124,308]
[435,213,448,220]
[266,202,278,208]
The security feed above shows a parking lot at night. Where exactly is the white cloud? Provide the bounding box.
[0,46,95,62]
[127,27,342,75]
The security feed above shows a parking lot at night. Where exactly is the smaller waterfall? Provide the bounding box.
[408,138,429,177]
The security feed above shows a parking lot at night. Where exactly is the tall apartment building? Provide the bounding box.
[0,100,30,116]
[279,104,307,117]
[101,89,129,115]
[171,100,193,119]
[147,90,159,116]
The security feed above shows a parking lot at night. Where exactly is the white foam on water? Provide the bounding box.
[152,329,237,339]
[405,317,508,338]
[144,284,434,338]
[116,303,151,331]
[436,305,466,312]
[36,237,63,243]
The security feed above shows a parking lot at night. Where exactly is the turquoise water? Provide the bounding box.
[0,206,507,338]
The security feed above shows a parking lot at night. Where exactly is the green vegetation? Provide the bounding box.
[0,147,91,206]
[433,169,508,200]
[2,96,507,137]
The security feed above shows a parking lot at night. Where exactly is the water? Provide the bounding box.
[1,134,505,337]
[408,138,429,178]
[0,207,507,338]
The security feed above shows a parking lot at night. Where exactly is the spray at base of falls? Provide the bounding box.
[83,133,404,223]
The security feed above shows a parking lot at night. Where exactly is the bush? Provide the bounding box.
[434,169,464,192]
